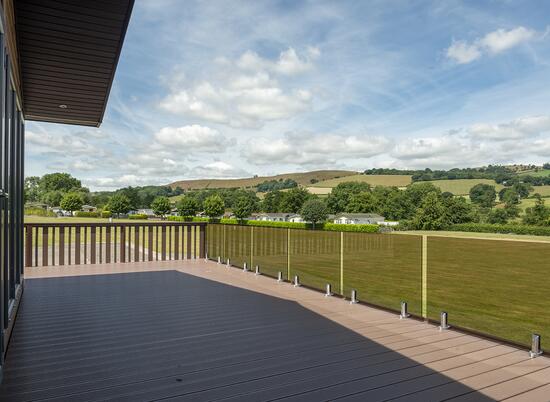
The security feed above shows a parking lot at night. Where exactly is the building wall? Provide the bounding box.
[0,1,25,368]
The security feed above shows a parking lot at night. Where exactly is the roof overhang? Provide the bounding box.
[14,0,134,127]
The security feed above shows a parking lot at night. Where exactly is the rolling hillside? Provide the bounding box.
[310,174,412,188]
[168,170,357,190]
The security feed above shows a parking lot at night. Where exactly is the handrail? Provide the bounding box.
[24,221,206,267]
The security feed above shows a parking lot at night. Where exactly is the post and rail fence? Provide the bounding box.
[24,222,206,267]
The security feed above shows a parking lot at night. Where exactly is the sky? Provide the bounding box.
[25,0,550,191]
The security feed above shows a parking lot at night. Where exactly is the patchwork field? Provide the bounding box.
[310,174,412,188]
[519,169,550,177]
[168,170,357,190]
[413,178,504,195]
[532,185,550,197]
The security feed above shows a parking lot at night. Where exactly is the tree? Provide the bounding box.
[107,194,131,217]
[60,192,84,213]
[40,172,81,193]
[176,196,199,218]
[151,196,172,219]
[347,191,376,213]
[279,187,311,213]
[326,182,371,213]
[262,190,284,212]
[500,189,520,206]
[522,195,550,225]
[411,192,447,230]
[442,196,477,224]
[233,196,254,220]
[469,183,496,207]
[300,199,328,229]
[512,183,532,199]
[24,176,41,202]
[486,208,509,224]
[42,190,64,207]
[203,195,225,218]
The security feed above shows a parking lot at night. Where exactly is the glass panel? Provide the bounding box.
[206,224,223,261]
[427,236,550,349]
[224,225,251,268]
[344,233,422,314]
[252,226,288,279]
[290,229,340,292]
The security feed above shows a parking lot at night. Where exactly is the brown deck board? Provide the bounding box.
[0,260,548,401]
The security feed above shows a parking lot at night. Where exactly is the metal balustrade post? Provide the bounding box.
[439,311,450,330]
[530,334,543,358]
[400,301,410,319]
[350,289,358,304]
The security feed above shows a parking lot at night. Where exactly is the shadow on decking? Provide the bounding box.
[0,271,493,401]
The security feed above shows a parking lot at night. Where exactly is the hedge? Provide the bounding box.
[128,214,149,220]
[74,211,100,218]
[24,208,56,217]
[167,216,379,233]
[101,211,112,218]
[447,223,550,237]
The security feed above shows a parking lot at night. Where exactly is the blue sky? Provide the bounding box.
[26,0,550,190]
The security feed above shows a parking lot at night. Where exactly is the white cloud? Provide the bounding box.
[446,40,482,64]
[480,27,536,54]
[153,125,232,152]
[245,132,392,165]
[467,115,550,141]
[160,48,317,128]
[446,26,538,64]
[236,47,319,75]
[188,161,249,178]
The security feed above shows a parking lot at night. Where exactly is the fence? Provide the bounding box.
[24,222,206,267]
[207,223,550,350]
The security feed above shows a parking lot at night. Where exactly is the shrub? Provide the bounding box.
[448,223,550,237]
[128,213,148,220]
[101,211,112,218]
[24,208,56,217]
[74,211,100,218]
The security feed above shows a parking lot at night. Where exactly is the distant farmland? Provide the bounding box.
[519,169,550,177]
[310,174,412,188]
[168,170,357,190]
[413,179,504,196]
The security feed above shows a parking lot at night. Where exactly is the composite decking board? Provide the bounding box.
[1,262,549,401]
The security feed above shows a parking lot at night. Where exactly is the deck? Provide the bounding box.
[1,260,549,401]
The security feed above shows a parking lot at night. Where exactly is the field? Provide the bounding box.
[208,224,550,350]
[519,169,550,177]
[413,179,504,195]
[168,170,357,190]
[305,187,332,195]
[532,185,550,197]
[310,174,412,188]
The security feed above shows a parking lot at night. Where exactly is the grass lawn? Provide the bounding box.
[400,230,550,243]
[412,179,504,196]
[310,174,412,188]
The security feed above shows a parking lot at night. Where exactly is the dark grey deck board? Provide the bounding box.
[0,270,495,401]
